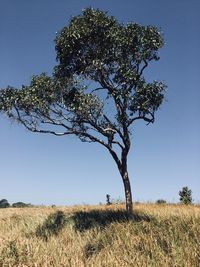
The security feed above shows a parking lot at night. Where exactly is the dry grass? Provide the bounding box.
[0,204,199,267]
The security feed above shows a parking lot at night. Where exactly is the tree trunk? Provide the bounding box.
[121,170,133,213]
[108,144,133,213]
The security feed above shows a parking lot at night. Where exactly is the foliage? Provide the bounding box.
[0,199,10,208]
[0,8,166,141]
[179,186,192,205]
[0,8,166,212]
[156,199,167,204]
[12,202,32,208]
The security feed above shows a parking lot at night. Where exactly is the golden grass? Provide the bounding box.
[0,204,199,267]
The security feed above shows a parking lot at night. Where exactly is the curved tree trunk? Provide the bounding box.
[108,142,133,213]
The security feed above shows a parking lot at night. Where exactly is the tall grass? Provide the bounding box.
[0,204,199,266]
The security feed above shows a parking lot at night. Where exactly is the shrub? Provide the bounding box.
[179,186,192,205]
[12,202,31,208]
[156,199,167,204]
[0,199,10,208]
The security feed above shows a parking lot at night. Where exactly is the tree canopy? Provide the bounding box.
[0,199,10,208]
[0,8,166,212]
[179,187,192,205]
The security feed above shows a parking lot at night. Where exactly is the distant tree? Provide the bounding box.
[12,202,31,208]
[0,199,10,208]
[179,187,192,205]
[156,199,166,204]
[0,8,166,213]
[106,194,111,205]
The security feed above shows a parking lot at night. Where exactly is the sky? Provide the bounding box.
[0,0,199,206]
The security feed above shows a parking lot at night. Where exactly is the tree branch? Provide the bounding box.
[139,60,148,77]
[128,112,155,127]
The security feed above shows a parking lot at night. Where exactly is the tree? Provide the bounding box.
[12,202,31,208]
[0,8,166,213]
[0,199,10,208]
[106,194,111,205]
[179,186,192,205]
[156,199,167,204]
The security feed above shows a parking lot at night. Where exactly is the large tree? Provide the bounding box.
[0,8,166,213]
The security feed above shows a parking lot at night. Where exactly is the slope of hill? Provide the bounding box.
[0,204,199,266]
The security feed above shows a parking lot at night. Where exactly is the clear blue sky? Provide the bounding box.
[0,0,199,205]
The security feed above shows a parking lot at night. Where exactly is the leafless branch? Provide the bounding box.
[128,112,155,127]
[139,60,148,77]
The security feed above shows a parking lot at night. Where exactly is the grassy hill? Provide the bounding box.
[0,204,199,266]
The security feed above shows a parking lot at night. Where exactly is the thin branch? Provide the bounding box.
[98,72,123,113]
[91,87,106,93]
[128,112,155,127]
[112,141,124,150]
[139,60,148,77]
[14,107,68,136]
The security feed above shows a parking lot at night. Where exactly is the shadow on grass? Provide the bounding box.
[36,211,66,241]
[35,209,153,240]
[72,209,153,258]
[72,209,152,232]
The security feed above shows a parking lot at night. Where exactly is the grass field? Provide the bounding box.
[0,203,199,267]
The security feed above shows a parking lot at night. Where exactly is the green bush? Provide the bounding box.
[156,199,167,204]
[12,202,31,208]
[179,187,192,205]
[0,199,10,208]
